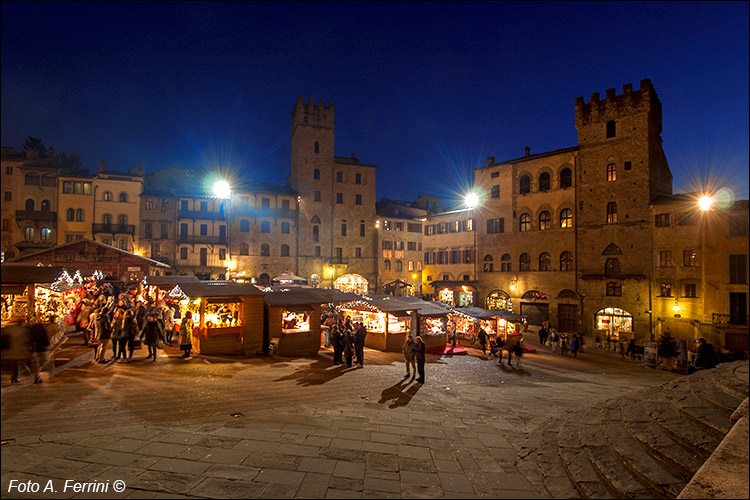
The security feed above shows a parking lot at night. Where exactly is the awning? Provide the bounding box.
[283,304,314,313]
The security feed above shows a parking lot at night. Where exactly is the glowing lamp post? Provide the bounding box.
[465,191,479,305]
[213,180,231,199]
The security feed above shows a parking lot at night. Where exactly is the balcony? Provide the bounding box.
[177,210,226,221]
[15,210,56,222]
[713,313,749,327]
[178,235,227,245]
[92,223,136,235]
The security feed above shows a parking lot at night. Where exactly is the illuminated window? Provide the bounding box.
[560,251,573,271]
[41,228,51,240]
[483,255,493,272]
[539,211,551,230]
[103,191,112,201]
[660,282,672,297]
[24,227,34,240]
[607,202,617,224]
[539,252,551,271]
[607,163,616,182]
[519,213,531,232]
[560,208,573,228]
[683,249,698,267]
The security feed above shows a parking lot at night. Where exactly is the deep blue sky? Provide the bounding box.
[2,1,748,204]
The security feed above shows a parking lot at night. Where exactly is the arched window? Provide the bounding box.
[311,215,321,224]
[118,192,128,202]
[607,162,616,182]
[519,213,531,232]
[260,244,270,256]
[117,214,127,226]
[483,254,494,272]
[25,199,35,211]
[560,251,573,271]
[25,173,40,186]
[417,261,422,271]
[280,244,290,257]
[40,228,51,240]
[24,227,34,240]
[519,175,530,194]
[75,209,84,221]
[281,221,290,234]
[384,260,391,271]
[341,220,347,236]
[501,253,511,272]
[560,168,572,188]
[314,141,319,154]
[102,213,112,225]
[595,307,633,333]
[66,208,75,221]
[261,221,270,233]
[408,261,414,271]
[240,219,250,232]
[103,191,112,201]
[539,172,551,192]
[239,243,249,255]
[40,199,50,212]
[520,253,530,271]
[539,211,551,230]
[396,260,403,271]
[312,225,319,242]
[539,252,551,271]
[118,238,127,250]
[560,208,573,228]
[486,290,511,310]
[602,243,623,255]
[605,258,621,277]
[607,202,617,224]
[259,273,270,287]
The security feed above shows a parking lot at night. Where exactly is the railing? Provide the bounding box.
[92,223,135,235]
[712,313,749,327]
[177,210,226,221]
[178,235,227,245]
[15,210,56,222]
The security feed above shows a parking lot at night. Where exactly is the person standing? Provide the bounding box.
[5,318,32,383]
[413,336,426,383]
[331,322,344,365]
[141,313,163,362]
[179,311,194,358]
[478,327,488,354]
[570,334,580,358]
[549,329,559,354]
[94,307,112,363]
[161,303,175,345]
[402,335,416,380]
[354,322,367,368]
[512,341,523,369]
[344,328,355,368]
[120,309,137,362]
[30,320,50,384]
[110,309,124,361]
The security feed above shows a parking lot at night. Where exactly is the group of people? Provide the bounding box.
[401,335,426,382]
[325,313,368,369]
[538,322,583,358]
[3,316,52,384]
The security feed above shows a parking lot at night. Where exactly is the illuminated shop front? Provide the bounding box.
[429,280,477,307]
[142,275,199,304]
[393,296,452,353]
[168,282,265,355]
[595,307,633,339]
[338,297,414,352]
[264,289,322,356]
[485,289,513,312]
[334,273,369,295]
[452,306,524,344]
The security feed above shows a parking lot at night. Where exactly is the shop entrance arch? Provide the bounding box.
[334,274,368,295]
[595,307,633,339]
[486,289,511,311]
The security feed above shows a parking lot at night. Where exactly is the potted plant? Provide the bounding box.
[658,331,677,370]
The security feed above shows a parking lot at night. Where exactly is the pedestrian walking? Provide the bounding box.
[413,335,426,383]
[512,341,523,369]
[94,307,112,363]
[403,335,416,380]
[478,327,488,354]
[161,303,175,345]
[560,334,569,356]
[30,320,50,384]
[570,334,580,358]
[4,317,32,383]
[354,322,367,368]
[549,329,559,354]
[179,311,194,358]
[119,309,138,361]
[110,309,124,360]
[141,313,163,362]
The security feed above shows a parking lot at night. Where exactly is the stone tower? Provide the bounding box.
[574,79,673,339]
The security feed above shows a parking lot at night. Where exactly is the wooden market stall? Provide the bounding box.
[337,296,416,352]
[263,288,322,356]
[168,281,265,356]
[142,275,199,302]
[395,296,452,354]
[454,307,525,344]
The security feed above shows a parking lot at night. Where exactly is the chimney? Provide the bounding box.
[486,155,494,166]
[524,146,530,157]
[98,159,105,172]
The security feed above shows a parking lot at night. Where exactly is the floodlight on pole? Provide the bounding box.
[465,192,479,209]
[213,180,231,198]
[699,195,713,211]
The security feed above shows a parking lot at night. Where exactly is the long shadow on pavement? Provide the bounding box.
[378,377,422,408]
[271,357,348,386]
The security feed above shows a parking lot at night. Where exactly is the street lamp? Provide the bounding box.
[465,191,479,306]
[213,180,231,199]
[698,193,713,340]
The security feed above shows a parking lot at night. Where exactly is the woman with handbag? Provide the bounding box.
[179,311,194,359]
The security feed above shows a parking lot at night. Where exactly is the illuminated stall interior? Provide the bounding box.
[337,297,414,352]
[263,288,323,357]
[595,307,633,339]
[142,275,199,303]
[429,280,478,307]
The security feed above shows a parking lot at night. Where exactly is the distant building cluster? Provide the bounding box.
[1,80,747,349]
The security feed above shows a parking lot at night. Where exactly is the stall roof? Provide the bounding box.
[455,307,506,319]
[365,296,419,314]
[264,289,325,307]
[492,310,526,322]
[175,281,265,298]
[143,275,200,287]
[1,264,100,285]
[304,288,363,303]
[394,296,452,316]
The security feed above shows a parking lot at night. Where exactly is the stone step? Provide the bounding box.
[621,402,705,479]
[578,418,659,499]
[557,415,615,499]
[515,429,571,499]
[601,407,686,498]
[643,400,718,458]
[687,371,743,417]
[537,430,583,499]
[674,403,732,439]
[712,362,750,401]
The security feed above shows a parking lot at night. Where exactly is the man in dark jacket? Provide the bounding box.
[691,337,720,372]
[354,322,367,368]
[413,336,426,383]
[30,321,50,384]
[331,323,344,365]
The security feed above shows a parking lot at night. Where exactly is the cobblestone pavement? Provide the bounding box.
[1,333,680,499]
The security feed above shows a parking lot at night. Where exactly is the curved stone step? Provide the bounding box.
[687,371,743,417]
[621,403,705,479]
[643,400,718,458]
[538,430,583,499]
[674,403,732,439]
[601,406,686,498]
[557,415,615,499]
[577,419,659,499]
[712,361,750,401]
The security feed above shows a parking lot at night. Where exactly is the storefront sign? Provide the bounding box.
[644,342,658,369]
[127,266,141,272]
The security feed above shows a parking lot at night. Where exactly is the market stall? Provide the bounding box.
[142,275,199,303]
[168,281,265,356]
[453,307,519,343]
[263,288,322,356]
[396,297,451,353]
[337,296,415,352]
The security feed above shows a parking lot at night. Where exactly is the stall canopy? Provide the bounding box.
[456,307,526,322]
[271,272,308,285]
[304,288,363,304]
[264,289,322,311]
[364,296,418,316]
[395,296,452,316]
[143,275,199,288]
[171,281,266,299]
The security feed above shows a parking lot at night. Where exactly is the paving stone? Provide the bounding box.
[199,447,252,465]
[325,488,362,499]
[433,459,463,473]
[365,469,400,481]
[333,461,366,479]
[400,483,446,498]
[361,490,400,499]
[175,445,212,461]
[202,463,260,481]
[104,438,152,453]
[298,457,338,474]
[233,439,279,453]
[362,476,401,493]
[399,470,440,485]
[328,476,364,491]
[261,481,301,498]
[147,457,211,475]
[130,470,203,496]
[156,432,205,446]
[276,443,320,457]
[361,441,398,455]
[303,436,332,447]
[241,452,303,471]
[134,442,189,458]
[398,457,436,473]
[364,453,399,472]
[195,435,242,449]
[254,468,306,486]
[368,432,402,445]
[397,444,432,459]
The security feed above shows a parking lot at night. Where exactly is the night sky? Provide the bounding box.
[2,2,748,205]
